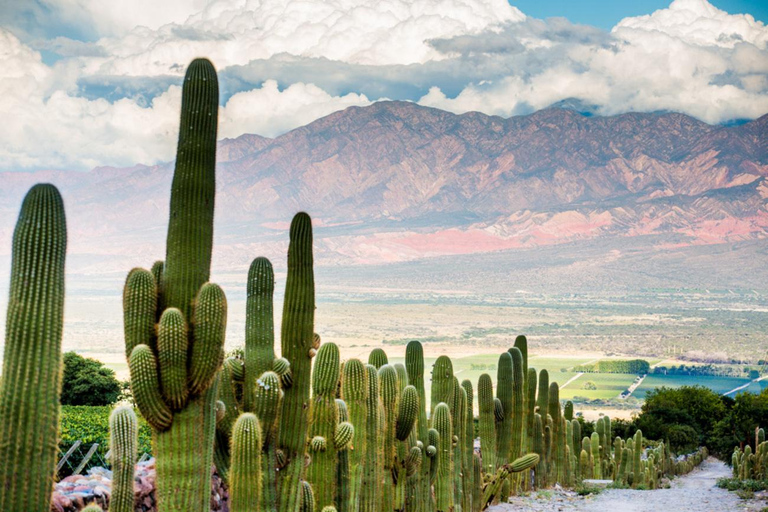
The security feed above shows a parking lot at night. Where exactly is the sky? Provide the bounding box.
[0,0,767,172]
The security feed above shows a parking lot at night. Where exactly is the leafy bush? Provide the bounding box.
[574,360,650,374]
[582,381,597,390]
[61,352,122,406]
[59,405,152,467]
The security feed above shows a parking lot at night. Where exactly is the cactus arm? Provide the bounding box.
[129,344,174,430]
[188,283,227,396]
[433,403,453,512]
[123,268,158,357]
[157,308,189,410]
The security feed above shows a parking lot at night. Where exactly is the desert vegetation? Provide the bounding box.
[0,58,759,512]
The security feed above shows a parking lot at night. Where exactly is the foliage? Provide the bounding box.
[716,478,768,492]
[575,484,602,496]
[635,385,725,453]
[573,359,650,374]
[582,381,597,390]
[59,405,152,464]
[61,352,122,406]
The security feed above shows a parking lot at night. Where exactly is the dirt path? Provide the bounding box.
[494,457,763,512]
[560,372,584,389]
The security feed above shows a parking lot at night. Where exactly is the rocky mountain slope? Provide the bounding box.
[1,101,766,273]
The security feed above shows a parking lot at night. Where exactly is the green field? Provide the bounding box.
[634,374,752,398]
[561,373,637,400]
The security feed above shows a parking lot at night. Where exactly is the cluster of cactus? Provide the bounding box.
[121,57,226,512]
[732,427,768,480]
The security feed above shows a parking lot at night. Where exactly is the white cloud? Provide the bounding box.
[220,80,371,138]
[419,0,768,124]
[614,0,768,49]
[0,30,373,170]
[81,0,524,75]
[1,0,767,171]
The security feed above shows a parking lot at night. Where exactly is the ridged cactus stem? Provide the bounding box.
[509,348,525,484]
[337,400,352,512]
[360,364,380,512]
[462,379,474,512]
[478,374,496,474]
[307,343,342,511]
[245,257,275,412]
[341,359,368,512]
[633,430,643,488]
[536,370,549,422]
[533,414,545,489]
[110,406,138,512]
[230,413,263,512]
[452,379,466,510]
[161,58,218,321]
[431,356,454,417]
[0,184,67,511]
[406,341,431,512]
[433,403,453,512]
[123,268,157,357]
[496,352,514,469]
[277,212,316,512]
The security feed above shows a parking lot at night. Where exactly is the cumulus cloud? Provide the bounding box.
[418,0,768,124]
[79,0,524,76]
[219,80,371,138]
[0,0,767,171]
[614,0,768,49]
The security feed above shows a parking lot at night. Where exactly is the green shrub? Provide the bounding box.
[59,405,152,468]
[61,352,122,406]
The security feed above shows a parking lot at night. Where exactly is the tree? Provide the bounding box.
[61,352,121,406]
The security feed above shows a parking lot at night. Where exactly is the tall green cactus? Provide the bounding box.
[509,348,525,469]
[478,374,496,473]
[406,341,431,512]
[496,352,513,469]
[532,413,546,489]
[433,403,453,512]
[461,379,474,512]
[121,58,226,512]
[536,370,549,420]
[277,212,316,512]
[361,364,380,512]
[110,406,138,512]
[547,382,562,484]
[307,343,345,510]
[0,184,67,511]
[341,359,368,512]
[431,355,454,416]
[244,257,276,411]
[632,430,643,488]
[369,348,389,369]
[337,400,352,512]
[230,413,263,512]
[452,378,466,511]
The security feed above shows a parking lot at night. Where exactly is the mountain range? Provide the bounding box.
[1,101,766,278]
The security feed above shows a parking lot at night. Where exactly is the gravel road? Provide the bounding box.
[491,457,764,512]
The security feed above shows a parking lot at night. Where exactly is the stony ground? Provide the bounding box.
[490,457,767,512]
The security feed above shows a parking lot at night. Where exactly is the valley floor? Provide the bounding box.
[492,458,763,511]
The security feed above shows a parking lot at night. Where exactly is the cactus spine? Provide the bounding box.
[0,184,67,511]
[230,413,263,512]
[245,257,276,411]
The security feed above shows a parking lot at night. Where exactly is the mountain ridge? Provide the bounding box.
[1,101,766,274]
